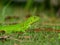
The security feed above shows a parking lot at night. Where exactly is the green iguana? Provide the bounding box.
[0,16,40,34]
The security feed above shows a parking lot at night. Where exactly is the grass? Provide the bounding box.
[0,0,60,45]
[0,30,60,45]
